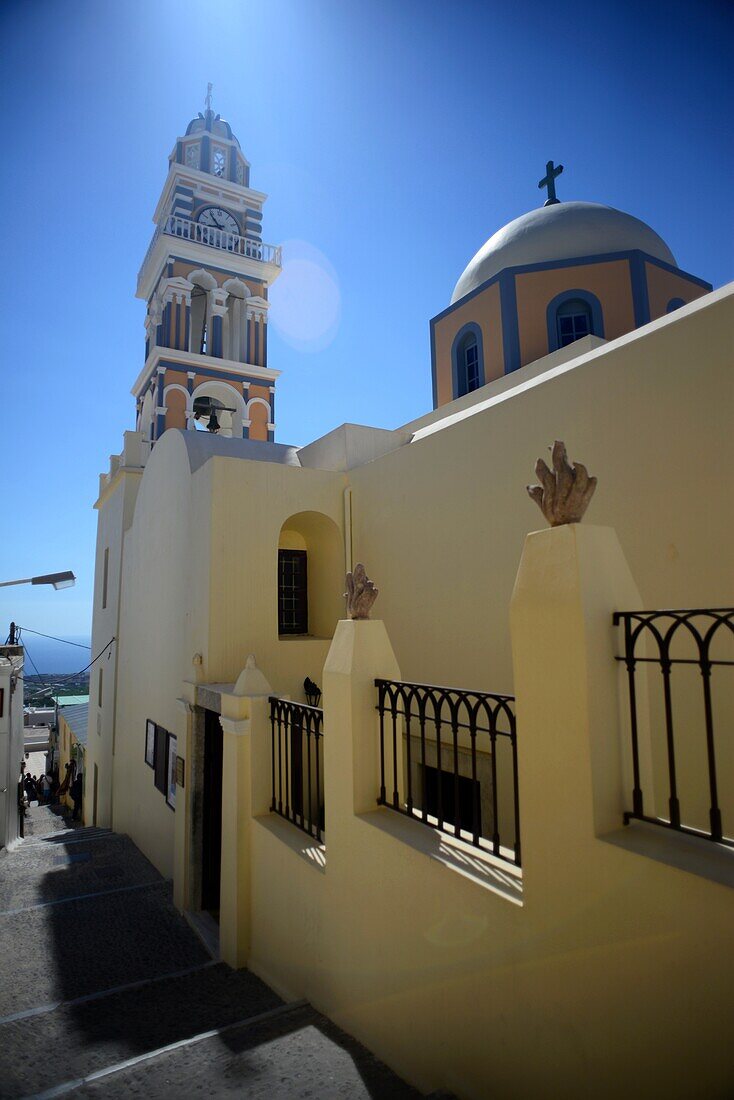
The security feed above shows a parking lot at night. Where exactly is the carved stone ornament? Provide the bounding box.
[344,563,379,620]
[526,440,597,527]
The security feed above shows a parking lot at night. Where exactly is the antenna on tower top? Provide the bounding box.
[205,82,213,113]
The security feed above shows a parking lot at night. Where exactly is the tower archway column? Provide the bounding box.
[245,298,270,367]
[160,278,194,352]
[208,288,228,358]
[146,298,163,359]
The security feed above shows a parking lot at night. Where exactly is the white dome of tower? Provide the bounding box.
[451,201,677,304]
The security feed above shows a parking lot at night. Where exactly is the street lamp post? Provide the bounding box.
[0,571,76,591]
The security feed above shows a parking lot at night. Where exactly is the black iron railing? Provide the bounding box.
[269,697,324,841]
[614,608,734,846]
[375,679,520,866]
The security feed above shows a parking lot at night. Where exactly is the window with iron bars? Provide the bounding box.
[278,549,308,635]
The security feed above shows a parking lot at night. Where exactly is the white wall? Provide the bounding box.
[0,650,24,847]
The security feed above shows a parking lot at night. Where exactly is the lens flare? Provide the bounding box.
[269,240,341,352]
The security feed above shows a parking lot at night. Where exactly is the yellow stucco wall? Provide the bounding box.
[645,262,709,320]
[515,259,635,366]
[111,434,346,878]
[433,281,503,406]
[241,597,734,1100]
[102,287,733,1092]
[111,288,733,880]
[349,287,733,696]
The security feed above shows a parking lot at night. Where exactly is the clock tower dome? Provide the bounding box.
[134,88,281,442]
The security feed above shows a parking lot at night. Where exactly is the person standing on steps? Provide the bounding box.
[71,771,83,822]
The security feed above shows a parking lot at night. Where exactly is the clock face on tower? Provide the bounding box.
[197,207,239,235]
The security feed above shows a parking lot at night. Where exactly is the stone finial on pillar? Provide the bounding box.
[527,440,597,526]
[344,563,379,620]
[233,654,273,698]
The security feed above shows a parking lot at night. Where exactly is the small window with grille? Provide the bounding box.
[278,549,308,635]
[454,330,483,398]
[463,339,480,392]
[556,299,592,347]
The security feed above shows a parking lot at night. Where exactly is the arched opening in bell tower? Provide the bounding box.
[191,381,246,438]
[188,270,217,355]
[222,278,250,362]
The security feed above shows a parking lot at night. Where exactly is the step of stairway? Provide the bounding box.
[0,831,158,913]
[0,880,211,1020]
[31,1000,422,1099]
[0,962,283,1100]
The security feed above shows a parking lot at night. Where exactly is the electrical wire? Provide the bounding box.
[18,638,54,690]
[61,637,115,679]
[15,631,115,695]
[13,626,91,650]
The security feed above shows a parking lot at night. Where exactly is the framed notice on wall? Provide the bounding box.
[145,720,155,768]
[166,734,177,810]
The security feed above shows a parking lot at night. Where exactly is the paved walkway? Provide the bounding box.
[0,805,422,1099]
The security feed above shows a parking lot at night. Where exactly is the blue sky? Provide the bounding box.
[0,0,731,659]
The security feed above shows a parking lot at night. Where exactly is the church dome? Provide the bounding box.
[451,201,677,304]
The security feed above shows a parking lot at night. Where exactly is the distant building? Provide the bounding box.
[57,702,89,817]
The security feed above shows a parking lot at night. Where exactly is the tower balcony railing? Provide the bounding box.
[138,215,282,284]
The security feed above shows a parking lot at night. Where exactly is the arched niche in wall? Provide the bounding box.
[247,397,270,442]
[163,383,189,430]
[277,512,343,639]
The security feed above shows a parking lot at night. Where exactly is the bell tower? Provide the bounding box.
[134,87,282,442]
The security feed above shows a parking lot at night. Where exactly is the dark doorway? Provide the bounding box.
[201,709,223,917]
[423,764,480,835]
[92,763,98,826]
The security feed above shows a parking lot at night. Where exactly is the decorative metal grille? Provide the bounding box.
[614,608,734,846]
[269,697,324,841]
[375,679,520,866]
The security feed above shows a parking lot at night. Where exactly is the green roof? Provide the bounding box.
[53,694,90,707]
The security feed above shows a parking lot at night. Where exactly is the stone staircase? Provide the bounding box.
[0,807,421,1099]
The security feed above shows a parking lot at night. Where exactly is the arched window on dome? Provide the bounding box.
[556,299,592,347]
[546,290,605,353]
[451,323,485,399]
[666,297,686,313]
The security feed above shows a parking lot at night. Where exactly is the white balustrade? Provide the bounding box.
[162,215,281,264]
[138,217,281,288]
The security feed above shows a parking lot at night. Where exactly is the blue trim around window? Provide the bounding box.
[431,249,711,327]
[430,320,438,408]
[629,252,650,327]
[546,289,605,353]
[451,322,486,399]
[666,297,686,313]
